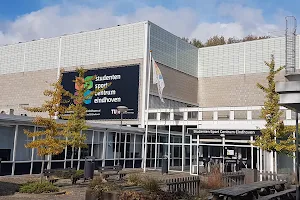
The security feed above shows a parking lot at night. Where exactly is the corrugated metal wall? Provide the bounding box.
[0,22,145,75]
[198,36,299,77]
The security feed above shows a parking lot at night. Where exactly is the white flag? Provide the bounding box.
[152,57,165,103]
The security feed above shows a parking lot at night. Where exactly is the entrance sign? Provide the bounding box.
[62,65,139,120]
[187,128,261,136]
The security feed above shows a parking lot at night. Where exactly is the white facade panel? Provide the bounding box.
[198,36,295,77]
[0,22,145,75]
[149,22,198,77]
[25,38,60,72]
[0,44,25,74]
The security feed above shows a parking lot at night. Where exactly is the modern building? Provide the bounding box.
[0,21,298,176]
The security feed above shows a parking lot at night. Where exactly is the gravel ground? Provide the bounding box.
[0,170,195,200]
[0,175,87,200]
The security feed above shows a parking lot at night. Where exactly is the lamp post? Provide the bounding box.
[116,106,128,167]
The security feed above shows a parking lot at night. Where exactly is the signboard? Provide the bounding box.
[187,128,261,136]
[226,149,235,156]
[61,65,139,120]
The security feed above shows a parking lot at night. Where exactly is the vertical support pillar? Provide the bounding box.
[182,125,185,172]
[247,111,252,120]
[294,132,296,174]
[133,134,136,168]
[250,136,254,169]
[168,125,171,171]
[64,137,68,169]
[123,133,127,169]
[196,135,199,175]
[189,134,192,175]
[12,125,19,176]
[141,135,145,169]
[77,131,82,170]
[30,126,36,175]
[213,111,218,121]
[154,125,158,169]
[260,148,263,181]
[102,131,107,167]
[230,111,234,120]
[114,132,117,166]
[91,131,95,157]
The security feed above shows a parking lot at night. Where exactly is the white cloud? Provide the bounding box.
[190,22,244,41]
[0,2,283,45]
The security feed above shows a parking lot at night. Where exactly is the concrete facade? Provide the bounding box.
[198,71,286,107]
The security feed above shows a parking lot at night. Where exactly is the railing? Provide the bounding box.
[166,176,200,196]
[222,172,245,187]
[258,172,293,183]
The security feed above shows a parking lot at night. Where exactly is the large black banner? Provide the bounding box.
[61,65,139,120]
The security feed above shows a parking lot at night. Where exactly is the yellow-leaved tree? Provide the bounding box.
[253,55,295,172]
[62,67,111,168]
[23,71,68,181]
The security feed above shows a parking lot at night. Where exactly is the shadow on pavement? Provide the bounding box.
[0,181,20,196]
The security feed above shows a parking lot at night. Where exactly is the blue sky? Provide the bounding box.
[0,0,298,45]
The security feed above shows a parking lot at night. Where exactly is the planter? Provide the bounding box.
[85,188,119,200]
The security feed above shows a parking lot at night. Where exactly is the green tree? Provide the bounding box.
[23,71,67,181]
[190,38,204,48]
[253,55,295,170]
[205,35,226,47]
[62,67,111,168]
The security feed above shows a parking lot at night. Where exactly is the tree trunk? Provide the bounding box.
[71,146,75,169]
[40,155,45,183]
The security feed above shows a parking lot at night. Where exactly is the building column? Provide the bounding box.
[102,131,107,167]
[91,131,95,157]
[250,136,254,169]
[141,135,145,169]
[168,125,171,171]
[182,125,185,172]
[133,133,136,168]
[11,125,19,176]
[123,133,127,169]
[154,125,158,169]
[30,127,36,175]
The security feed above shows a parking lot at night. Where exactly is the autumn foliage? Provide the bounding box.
[253,55,295,155]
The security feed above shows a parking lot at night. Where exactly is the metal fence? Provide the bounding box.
[258,171,293,183]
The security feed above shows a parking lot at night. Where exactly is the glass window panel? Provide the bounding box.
[135,138,142,158]
[106,132,115,159]
[18,126,38,161]
[82,130,93,144]
[0,125,16,161]
[136,135,142,144]
[171,135,182,143]
[158,134,168,143]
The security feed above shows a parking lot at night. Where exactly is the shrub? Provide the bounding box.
[127,174,142,186]
[204,165,224,189]
[140,178,160,193]
[119,190,149,200]
[53,168,76,179]
[19,181,59,194]
[71,170,84,184]
[88,177,120,198]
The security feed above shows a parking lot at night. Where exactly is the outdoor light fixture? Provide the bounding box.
[116,106,128,168]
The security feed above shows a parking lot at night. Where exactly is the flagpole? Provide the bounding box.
[143,22,151,173]
[144,50,152,173]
